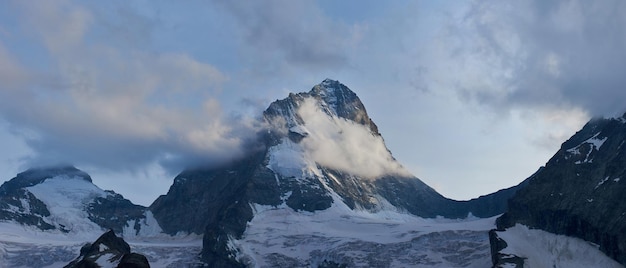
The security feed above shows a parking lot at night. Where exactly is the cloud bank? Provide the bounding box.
[2,0,626,202]
[297,98,411,179]
[0,1,260,173]
[429,0,626,116]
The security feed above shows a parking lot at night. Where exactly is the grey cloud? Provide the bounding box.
[444,0,626,116]
[215,0,359,72]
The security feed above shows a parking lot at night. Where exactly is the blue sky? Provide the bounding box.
[1,0,626,206]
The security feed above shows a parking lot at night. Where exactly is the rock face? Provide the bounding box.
[0,166,154,235]
[488,230,524,268]
[493,115,626,266]
[150,79,523,266]
[65,229,150,268]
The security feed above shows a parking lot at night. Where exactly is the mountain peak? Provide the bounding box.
[18,165,91,181]
[311,79,351,97]
[0,165,91,195]
[264,79,379,135]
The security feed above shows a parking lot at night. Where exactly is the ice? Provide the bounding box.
[267,138,320,179]
[496,224,622,268]
[289,125,309,136]
[122,211,163,238]
[26,175,109,234]
[232,193,498,267]
[587,134,608,149]
[567,132,608,164]
[596,176,610,189]
[94,253,117,268]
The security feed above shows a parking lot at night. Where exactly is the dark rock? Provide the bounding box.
[150,149,274,235]
[65,230,130,268]
[488,229,525,268]
[0,188,55,230]
[65,230,150,268]
[118,253,150,268]
[87,191,147,235]
[496,115,626,265]
[318,259,348,268]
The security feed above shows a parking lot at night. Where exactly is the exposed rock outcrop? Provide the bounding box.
[65,230,150,268]
[493,115,626,266]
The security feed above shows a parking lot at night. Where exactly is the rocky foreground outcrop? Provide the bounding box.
[65,230,150,268]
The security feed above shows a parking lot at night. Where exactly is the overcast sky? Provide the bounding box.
[1,0,626,206]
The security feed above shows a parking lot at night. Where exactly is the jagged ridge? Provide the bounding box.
[149,79,522,266]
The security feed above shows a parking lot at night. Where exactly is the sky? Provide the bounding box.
[1,0,626,206]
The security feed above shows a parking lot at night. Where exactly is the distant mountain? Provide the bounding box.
[150,79,523,266]
[0,166,160,236]
[490,115,626,267]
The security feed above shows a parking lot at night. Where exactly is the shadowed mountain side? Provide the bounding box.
[494,115,626,266]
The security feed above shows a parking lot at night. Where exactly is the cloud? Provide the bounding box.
[215,0,363,73]
[0,0,260,174]
[297,98,411,179]
[430,0,626,116]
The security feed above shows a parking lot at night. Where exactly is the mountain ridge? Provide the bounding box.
[149,79,522,266]
[491,114,626,267]
[0,165,160,236]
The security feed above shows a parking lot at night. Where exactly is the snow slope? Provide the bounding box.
[237,91,499,267]
[0,174,199,267]
[26,175,109,234]
[495,224,622,268]
[230,188,496,267]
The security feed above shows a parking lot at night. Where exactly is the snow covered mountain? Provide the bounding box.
[0,166,159,236]
[0,166,203,267]
[150,79,523,267]
[490,115,626,267]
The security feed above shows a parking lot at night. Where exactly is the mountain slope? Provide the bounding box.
[0,166,160,236]
[150,79,522,266]
[492,115,626,266]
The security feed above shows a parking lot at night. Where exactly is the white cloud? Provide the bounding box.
[297,98,411,179]
[2,0,625,204]
[15,0,93,55]
[0,0,254,173]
